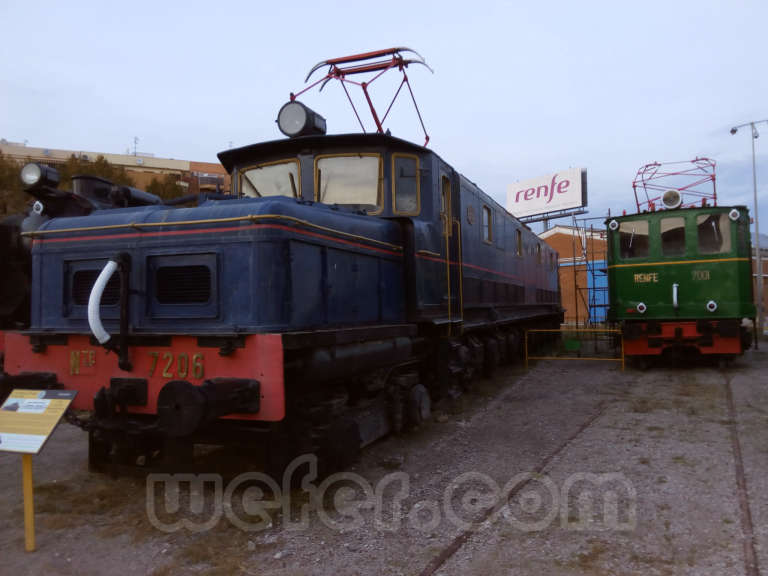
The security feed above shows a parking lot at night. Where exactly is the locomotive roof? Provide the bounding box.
[217,133,429,172]
[606,204,748,224]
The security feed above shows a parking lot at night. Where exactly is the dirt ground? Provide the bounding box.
[1,346,767,576]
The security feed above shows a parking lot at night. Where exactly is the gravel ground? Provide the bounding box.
[1,346,767,576]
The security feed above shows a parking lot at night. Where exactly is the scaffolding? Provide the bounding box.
[569,215,609,327]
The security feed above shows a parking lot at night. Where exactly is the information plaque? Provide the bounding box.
[0,389,78,454]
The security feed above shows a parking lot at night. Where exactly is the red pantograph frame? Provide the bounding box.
[632,157,717,212]
[290,47,432,146]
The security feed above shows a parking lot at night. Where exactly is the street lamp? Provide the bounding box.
[731,118,768,342]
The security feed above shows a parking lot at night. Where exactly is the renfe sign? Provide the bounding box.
[506,168,587,219]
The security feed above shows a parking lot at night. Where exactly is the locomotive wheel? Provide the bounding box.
[718,356,735,369]
[319,418,361,475]
[483,338,500,378]
[388,385,404,435]
[507,330,522,362]
[406,384,431,429]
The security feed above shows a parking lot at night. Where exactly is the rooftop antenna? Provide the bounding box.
[287,47,433,146]
[133,136,139,156]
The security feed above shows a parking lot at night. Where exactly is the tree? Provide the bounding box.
[146,173,185,201]
[56,154,135,188]
[0,151,28,216]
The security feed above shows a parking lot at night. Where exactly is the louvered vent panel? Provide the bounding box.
[156,266,211,304]
[72,270,120,306]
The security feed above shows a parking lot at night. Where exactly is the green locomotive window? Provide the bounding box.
[392,155,420,215]
[661,217,686,256]
[240,159,299,198]
[315,154,382,212]
[619,220,649,259]
[697,213,731,254]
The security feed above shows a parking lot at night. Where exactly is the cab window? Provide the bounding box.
[392,155,419,215]
[697,213,731,254]
[516,229,522,256]
[315,154,382,212]
[240,159,299,198]
[661,217,686,256]
[619,220,649,259]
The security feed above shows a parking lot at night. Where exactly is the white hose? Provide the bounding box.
[88,259,118,345]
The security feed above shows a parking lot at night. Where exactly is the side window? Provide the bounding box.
[482,206,492,242]
[516,229,522,256]
[661,217,686,256]
[619,220,649,259]
[697,213,731,254]
[536,243,542,264]
[393,155,419,215]
[549,252,555,270]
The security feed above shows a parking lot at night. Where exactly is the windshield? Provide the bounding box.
[240,160,299,198]
[316,154,381,211]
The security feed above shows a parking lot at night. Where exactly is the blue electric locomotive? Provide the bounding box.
[5,50,562,471]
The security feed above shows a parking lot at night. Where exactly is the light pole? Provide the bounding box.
[731,119,768,341]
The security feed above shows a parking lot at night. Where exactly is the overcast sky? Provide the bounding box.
[1,0,767,234]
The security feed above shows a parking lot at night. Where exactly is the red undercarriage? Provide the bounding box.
[623,320,744,356]
[3,333,285,421]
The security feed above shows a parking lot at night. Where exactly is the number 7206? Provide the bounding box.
[148,352,205,380]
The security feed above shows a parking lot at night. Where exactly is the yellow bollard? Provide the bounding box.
[22,454,35,552]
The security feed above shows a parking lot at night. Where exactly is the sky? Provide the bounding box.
[1,0,767,235]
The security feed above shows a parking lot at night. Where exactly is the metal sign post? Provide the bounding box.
[0,389,77,552]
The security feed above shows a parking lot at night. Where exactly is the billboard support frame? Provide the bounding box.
[519,207,587,225]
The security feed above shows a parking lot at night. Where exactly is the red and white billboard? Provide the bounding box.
[506,168,587,219]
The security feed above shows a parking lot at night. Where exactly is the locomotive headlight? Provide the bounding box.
[636,302,647,314]
[706,300,718,312]
[729,209,740,221]
[20,162,60,189]
[21,163,42,186]
[277,100,327,138]
[608,219,619,231]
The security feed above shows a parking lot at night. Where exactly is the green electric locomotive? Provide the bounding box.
[606,159,755,358]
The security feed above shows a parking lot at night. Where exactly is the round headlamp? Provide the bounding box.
[277,101,327,138]
[21,163,42,187]
[20,162,60,189]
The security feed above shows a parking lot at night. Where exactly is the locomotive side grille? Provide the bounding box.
[72,270,120,306]
[536,289,558,304]
[155,266,211,304]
